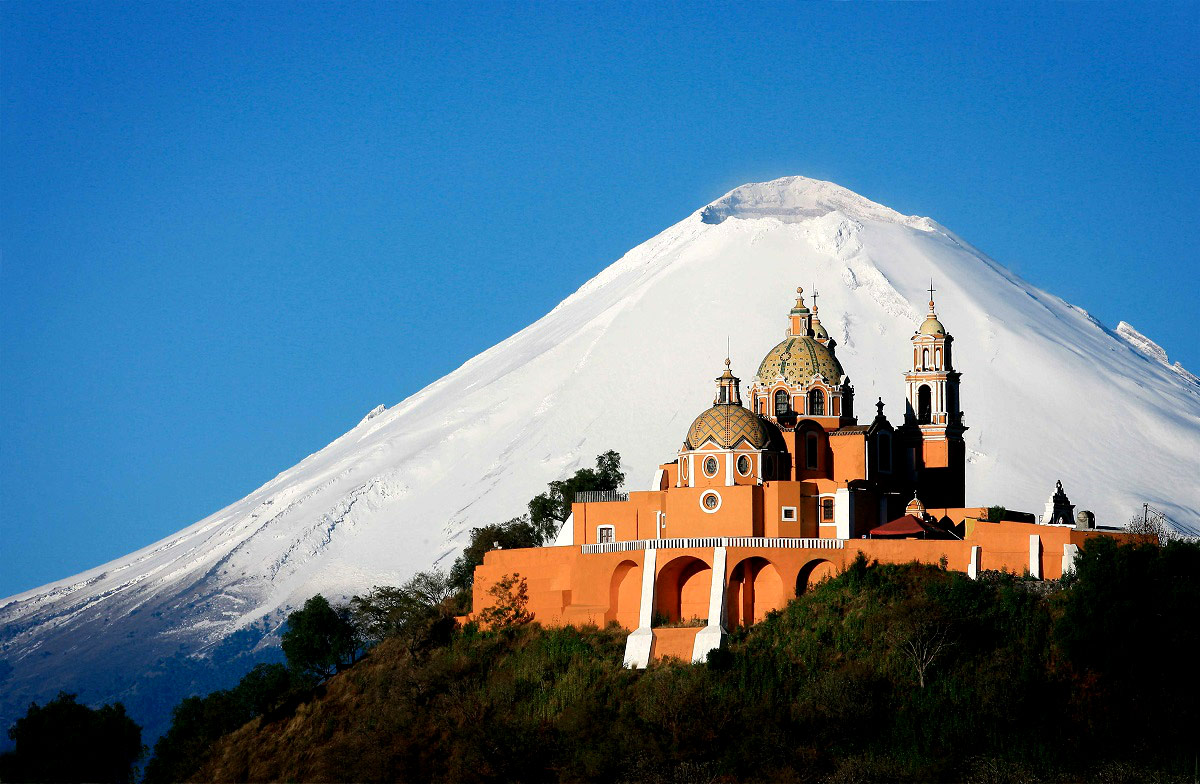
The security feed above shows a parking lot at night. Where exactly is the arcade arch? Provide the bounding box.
[606,560,640,628]
[796,558,837,595]
[726,556,786,628]
[654,555,712,625]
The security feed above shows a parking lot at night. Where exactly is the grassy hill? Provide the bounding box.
[189,538,1198,783]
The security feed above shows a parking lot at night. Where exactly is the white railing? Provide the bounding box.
[574,490,629,504]
[581,537,844,554]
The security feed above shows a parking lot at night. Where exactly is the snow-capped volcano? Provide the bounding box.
[3,176,1198,738]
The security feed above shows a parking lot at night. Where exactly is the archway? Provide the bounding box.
[606,560,641,628]
[726,556,786,627]
[654,555,712,626]
[917,384,932,424]
[797,559,837,595]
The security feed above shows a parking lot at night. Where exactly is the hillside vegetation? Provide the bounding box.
[189,536,1199,783]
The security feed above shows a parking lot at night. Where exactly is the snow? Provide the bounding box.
[2,175,1199,737]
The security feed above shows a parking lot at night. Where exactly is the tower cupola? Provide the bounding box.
[788,287,814,337]
[714,358,742,406]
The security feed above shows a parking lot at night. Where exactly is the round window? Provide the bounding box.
[736,455,752,476]
[700,490,722,513]
[703,456,719,477]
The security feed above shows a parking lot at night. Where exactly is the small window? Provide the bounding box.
[821,498,834,521]
[805,432,819,470]
[781,506,797,522]
[922,348,929,370]
[598,526,614,544]
[703,456,719,477]
[700,491,722,513]
[736,454,752,476]
[808,389,825,416]
[774,390,790,416]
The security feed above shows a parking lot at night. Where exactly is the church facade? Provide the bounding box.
[470,286,1136,667]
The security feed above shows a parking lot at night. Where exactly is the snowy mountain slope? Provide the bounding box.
[3,176,1199,738]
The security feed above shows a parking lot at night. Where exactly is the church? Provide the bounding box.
[470,285,1137,667]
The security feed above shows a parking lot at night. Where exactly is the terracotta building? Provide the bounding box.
[470,286,1136,667]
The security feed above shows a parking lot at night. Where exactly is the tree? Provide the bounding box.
[281,595,363,680]
[889,600,955,689]
[0,692,143,784]
[449,515,544,593]
[350,571,456,655]
[478,573,533,629]
[528,450,625,542]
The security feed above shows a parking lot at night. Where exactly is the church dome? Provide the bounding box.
[684,404,781,450]
[756,336,844,386]
[918,315,946,335]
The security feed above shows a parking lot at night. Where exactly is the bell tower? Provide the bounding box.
[902,285,966,507]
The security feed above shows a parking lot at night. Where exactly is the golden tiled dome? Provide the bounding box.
[684,404,779,450]
[756,336,844,386]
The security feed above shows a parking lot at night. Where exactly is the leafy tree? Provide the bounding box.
[449,515,544,593]
[477,573,533,629]
[0,692,143,784]
[528,450,624,542]
[350,571,456,655]
[281,595,363,680]
[448,451,624,600]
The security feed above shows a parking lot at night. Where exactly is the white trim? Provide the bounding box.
[781,506,798,522]
[725,451,734,486]
[688,454,695,488]
[702,455,719,478]
[700,490,723,514]
[596,525,615,544]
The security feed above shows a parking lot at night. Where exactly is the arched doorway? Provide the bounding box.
[606,560,640,628]
[797,559,837,595]
[726,557,786,627]
[655,556,712,626]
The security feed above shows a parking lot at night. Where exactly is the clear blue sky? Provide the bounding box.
[2,3,1197,597]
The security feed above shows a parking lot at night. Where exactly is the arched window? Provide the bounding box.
[934,348,941,369]
[922,348,930,370]
[808,389,825,416]
[774,390,790,416]
[755,397,763,415]
[917,385,932,424]
[805,432,819,470]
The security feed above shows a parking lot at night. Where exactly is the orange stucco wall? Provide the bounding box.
[470,525,1142,637]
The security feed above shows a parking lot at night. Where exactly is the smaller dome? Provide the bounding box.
[813,321,829,340]
[684,404,781,450]
[918,316,946,335]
